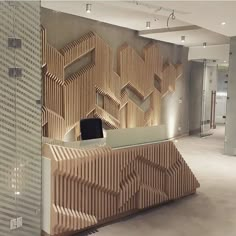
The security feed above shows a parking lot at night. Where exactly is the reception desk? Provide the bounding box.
[42,126,199,236]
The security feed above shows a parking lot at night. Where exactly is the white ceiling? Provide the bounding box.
[140,28,229,47]
[41,1,190,30]
[41,1,235,47]
[148,1,236,37]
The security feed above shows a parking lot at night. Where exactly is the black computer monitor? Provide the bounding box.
[80,118,104,140]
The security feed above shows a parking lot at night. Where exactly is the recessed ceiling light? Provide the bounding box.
[224,60,227,63]
[181,36,185,43]
[86,3,92,13]
[146,21,151,29]
[221,22,226,26]
[203,42,207,48]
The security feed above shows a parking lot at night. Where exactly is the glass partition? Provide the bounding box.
[0,2,41,236]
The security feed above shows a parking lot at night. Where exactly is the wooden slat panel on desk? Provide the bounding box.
[44,139,199,235]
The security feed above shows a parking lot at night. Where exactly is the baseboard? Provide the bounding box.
[189,128,201,136]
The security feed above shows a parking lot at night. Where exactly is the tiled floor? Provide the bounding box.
[79,126,236,236]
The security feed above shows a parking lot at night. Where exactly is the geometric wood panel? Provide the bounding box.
[41,26,183,141]
[42,140,199,235]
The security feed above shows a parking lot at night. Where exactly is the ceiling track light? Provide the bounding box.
[86,3,92,13]
[203,42,207,48]
[181,36,185,43]
[171,10,176,20]
[167,10,176,29]
[146,21,151,29]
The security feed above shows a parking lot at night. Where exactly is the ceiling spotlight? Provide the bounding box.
[86,3,92,13]
[203,42,207,48]
[171,10,176,20]
[146,21,151,29]
[181,36,185,43]
[221,22,226,25]
[167,10,176,28]
[224,60,227,63]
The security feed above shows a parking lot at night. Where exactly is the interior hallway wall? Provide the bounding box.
[41,7,191,138]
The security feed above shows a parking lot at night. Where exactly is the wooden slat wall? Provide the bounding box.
[126,100,145,128]
[96,88,120,121]
[118,43,164,98]
[162,63,178,97]
[44,74,64,117]
[42,106,48,127]
[120,104,127,129]
[144,108,153,126]
[60,32,96,67]
[41,27,183,140]
[64,64,96,132]
[93,106,120,129]
[46,44,64,83]
[94,36,113,93]
[45,108,66,140]
[119,45,147,97]
[111,72,121,101]
[144,43,163,79]
[144,43,163,95]
[104,96,119,120]
[175,63,183,80]
[150,90,161,126]
[120,90,129,108]
[43,140,200,236]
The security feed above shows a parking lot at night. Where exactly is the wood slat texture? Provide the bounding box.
[43,140,200,235]
[41,26,183,140]
[42,106,66,141]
